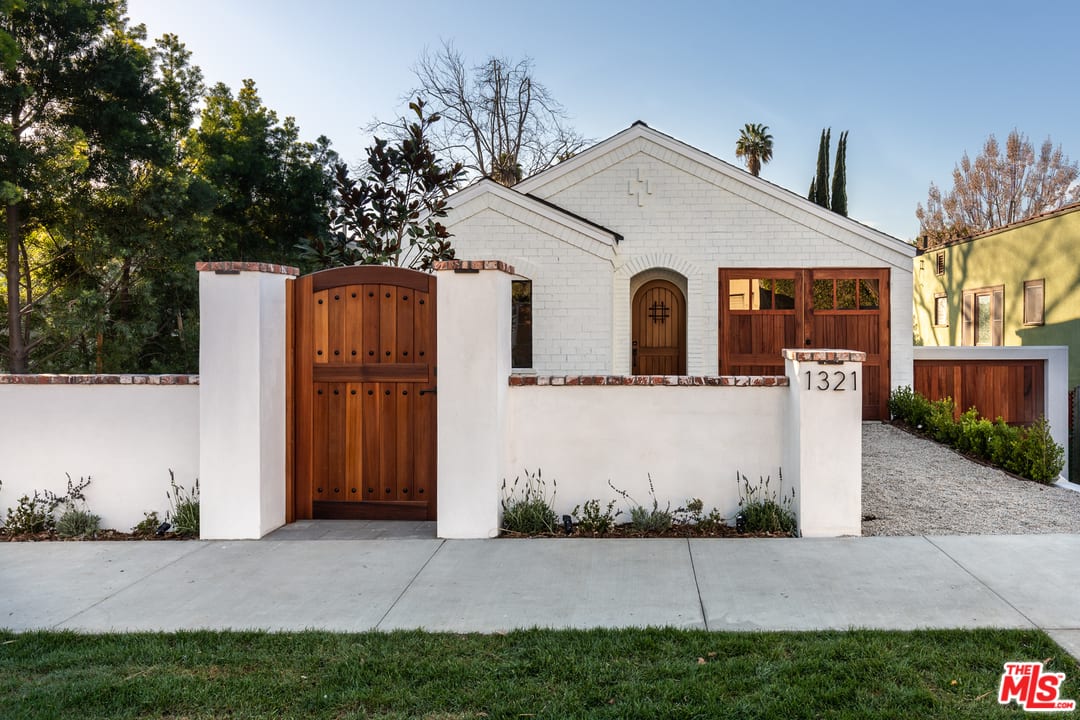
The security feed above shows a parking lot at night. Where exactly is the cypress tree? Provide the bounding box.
[813,128,830,208]
[831,131,848,217]
[808,178,817,201]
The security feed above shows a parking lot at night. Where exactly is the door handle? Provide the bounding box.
[420,388,437,396]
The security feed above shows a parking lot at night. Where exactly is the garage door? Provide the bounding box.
[719,268,890,420]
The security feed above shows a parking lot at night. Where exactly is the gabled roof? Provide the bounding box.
[514,122,916,262]
[446,178,622,251]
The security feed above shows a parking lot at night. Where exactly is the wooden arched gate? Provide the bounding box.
[289,266,437,521]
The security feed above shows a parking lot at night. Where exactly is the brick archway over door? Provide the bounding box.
[291,266,437,521]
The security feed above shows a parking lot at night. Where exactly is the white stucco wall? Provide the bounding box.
[0,383,199,532]
[504,385,787,522]
[445,127,915,388]
[199,266,290,539]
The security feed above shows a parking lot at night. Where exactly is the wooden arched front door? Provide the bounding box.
[632,279,686,375]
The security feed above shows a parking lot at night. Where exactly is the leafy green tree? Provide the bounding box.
[186,79,338,265]
[831,130,848,217]
[1,0,165,373]
[734,123,773,177]
[300,100,464,270]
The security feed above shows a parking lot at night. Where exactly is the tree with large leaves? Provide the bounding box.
[734,123,773,177]
[916,129,1080,246]
[299,100,464,271]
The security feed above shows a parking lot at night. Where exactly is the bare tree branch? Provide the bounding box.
[917,129,1080,246]
[371,41,589,185]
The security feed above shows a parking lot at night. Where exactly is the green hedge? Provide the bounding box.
[888,386,1065,484]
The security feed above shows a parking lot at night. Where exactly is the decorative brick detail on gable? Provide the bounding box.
[195,261,299,276]
[781,349,867,363]
[509,374,788,387]
[0,374,199,385]
[433,260,516,275]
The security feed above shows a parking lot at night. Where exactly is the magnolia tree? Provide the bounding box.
[299,100,465,271]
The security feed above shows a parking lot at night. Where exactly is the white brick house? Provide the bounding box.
[443,122,915,420]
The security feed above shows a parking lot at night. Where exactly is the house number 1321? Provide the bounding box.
[804,370,857,391]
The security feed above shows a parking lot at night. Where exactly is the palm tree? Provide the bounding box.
[735,123,774,177]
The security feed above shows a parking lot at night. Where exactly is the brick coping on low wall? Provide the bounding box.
[0,374,198,385]
[195,261,299,276]
[509,375,788,387]
[433,259,516,275]
[781,349,866,362]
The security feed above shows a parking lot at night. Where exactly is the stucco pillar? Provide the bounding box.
[783,349,865,537]
[197,261,297,539]
[434,260,514,538]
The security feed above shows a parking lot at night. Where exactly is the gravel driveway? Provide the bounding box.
[862,422,1080,535]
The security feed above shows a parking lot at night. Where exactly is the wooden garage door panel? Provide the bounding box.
[719,268,890,420]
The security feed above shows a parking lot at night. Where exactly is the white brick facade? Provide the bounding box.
[444,123,915,385]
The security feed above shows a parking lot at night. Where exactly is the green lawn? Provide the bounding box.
[2,628,1076,719]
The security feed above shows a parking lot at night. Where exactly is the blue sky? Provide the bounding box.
[126,0,1080,241]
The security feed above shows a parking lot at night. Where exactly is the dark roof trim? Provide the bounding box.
[524,193,624,244]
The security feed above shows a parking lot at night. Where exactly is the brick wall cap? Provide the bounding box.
[196,261,299,276]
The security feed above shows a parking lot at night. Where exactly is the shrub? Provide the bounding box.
[674,498,726,532]
[737,471,796,535]
[1012,416,1065,484]
[925,397,959,444]
[55,508,101,538]
[5,491,54,535]
[955,408,994,460]
[501,468,557,534]
[608,475,672,533]
[132,511,162,537]
[167,471,200,537]
[888,385,932,427]
[987,418,1021,468]
[571,498,620,535]
[4,474,93,536]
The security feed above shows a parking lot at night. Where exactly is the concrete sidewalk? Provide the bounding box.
[3,531,1079,658]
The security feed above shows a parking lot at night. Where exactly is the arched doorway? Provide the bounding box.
[632,279,686,375]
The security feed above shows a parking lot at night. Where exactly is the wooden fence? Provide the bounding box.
[913,358,1045,424]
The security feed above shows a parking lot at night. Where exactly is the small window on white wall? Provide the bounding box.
[511,280,532,368]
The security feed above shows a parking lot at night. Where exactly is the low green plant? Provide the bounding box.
[132,511,162,536]
[53,475,99,538]
[167,470,200,537]
[925,397,959,444]
[674,498,726,531]
[988,418,1021,467]
[955,407,993,460]
[571,498,620,535]
[888,385,932,428]
[501,468,557,534]
[1011,415,1065,484]
[608,475,672,533]
[4,491,54,535]
[3,474,93,536]
[737,471,796,535]
[55,508,101,538]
